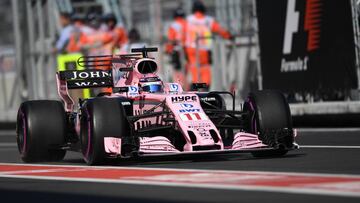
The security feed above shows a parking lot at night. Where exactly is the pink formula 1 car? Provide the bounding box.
[16,47,298,165]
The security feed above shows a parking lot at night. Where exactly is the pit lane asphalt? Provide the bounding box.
[0,128,359,203]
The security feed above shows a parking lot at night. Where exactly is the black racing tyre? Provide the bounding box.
[243,90,293,157]
[80,98,130,165]
[16,100,67,162]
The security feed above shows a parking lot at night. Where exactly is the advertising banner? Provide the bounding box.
[256,0,358,91]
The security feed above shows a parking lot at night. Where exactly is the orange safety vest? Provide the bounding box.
[114,26,128,49]
[67,30,88,53]
[185,12,231,50]
[185,14,213,50]
[84,30,114,55]
[166,18,186,53]
[184,12,231,86]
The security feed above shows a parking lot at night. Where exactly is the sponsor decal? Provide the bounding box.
[128,86,139,95]
[197,128,211,139]
[180,103,200,113]
[179,109,200,113]
[121,101,131,106]
[74,81,107,87]
[169,84,179,92]
[140,77,160,82]
[129,86,138,92]
[171,96,197,103]
[180,103,194,108]
[70,70,111,80]
[200,97,216,102]
[179,113,208,121]
[188,122,212,129]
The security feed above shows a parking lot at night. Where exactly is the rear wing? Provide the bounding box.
[56,54,140,112]
[57,69,113,89]
[56,48,156,111]
[56,52,141,90]
[56,69,114,112]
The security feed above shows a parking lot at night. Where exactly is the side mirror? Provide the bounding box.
[119,67,133,72]
[113,87,129,93]
[191,83,208,90]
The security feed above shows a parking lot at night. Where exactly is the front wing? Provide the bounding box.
[103,131,299,158]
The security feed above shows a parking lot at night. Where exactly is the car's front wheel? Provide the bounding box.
[243,90,293,157]
[80,98,130,165]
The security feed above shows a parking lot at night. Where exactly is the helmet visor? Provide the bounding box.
[142,84,163,93]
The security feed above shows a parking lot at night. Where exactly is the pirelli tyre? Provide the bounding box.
[80,98,130,165]
[16,100,67,162]
[243,90,293,157]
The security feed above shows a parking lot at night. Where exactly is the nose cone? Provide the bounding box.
[195,129,216,146]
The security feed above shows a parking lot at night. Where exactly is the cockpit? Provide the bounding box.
[139,77,164,93]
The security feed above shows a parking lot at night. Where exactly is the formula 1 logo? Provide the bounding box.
[283,0,322,54]
[281,0,322,72]
[282,0,299,55]
[170,84,179,92]
[304,0,322,51]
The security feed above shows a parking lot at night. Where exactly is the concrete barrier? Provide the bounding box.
[290,101,360,127]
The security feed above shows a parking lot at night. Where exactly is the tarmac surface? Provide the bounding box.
[0,128,359,203]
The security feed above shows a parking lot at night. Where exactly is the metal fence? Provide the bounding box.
[0,48,18,121]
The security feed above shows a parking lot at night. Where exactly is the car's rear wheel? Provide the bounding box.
[80,98,130,165]
[243,90,293,157]
[16,100,67,162]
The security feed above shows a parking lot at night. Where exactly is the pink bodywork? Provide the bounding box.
[57,56,271,157]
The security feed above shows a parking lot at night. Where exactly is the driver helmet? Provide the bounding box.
[139,76,163,93]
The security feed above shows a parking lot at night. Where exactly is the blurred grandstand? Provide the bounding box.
[0,0,360,125]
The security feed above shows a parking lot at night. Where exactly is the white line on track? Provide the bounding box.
[0,143,17,147]
[301,145,360,149]
[0,130,16,136]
